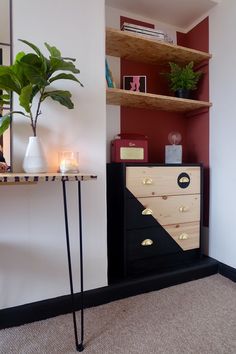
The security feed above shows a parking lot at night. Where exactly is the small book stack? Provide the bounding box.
[121,22,172,43]
[105,59,116,88]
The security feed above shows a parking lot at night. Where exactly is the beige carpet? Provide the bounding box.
[0,274,236,354]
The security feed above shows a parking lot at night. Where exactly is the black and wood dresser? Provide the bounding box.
[107,163,202,283]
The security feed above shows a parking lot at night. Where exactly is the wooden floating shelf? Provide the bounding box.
[106,88,212,113]
[106,27,212,65]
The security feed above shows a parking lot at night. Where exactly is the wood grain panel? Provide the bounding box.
[164,222,200,251]
[106,28,211,65]
[107,88,212,113]
[126,166,200,197]
[137,194,200,225]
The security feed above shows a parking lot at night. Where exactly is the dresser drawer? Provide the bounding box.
[164,222,200,251]
[126,166,200,197]
[136,194,200,226]
[126,226,182,261]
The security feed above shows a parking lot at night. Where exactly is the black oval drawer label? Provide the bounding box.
[177,173,190,188]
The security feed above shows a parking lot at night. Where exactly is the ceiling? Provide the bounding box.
[105,0,219,29]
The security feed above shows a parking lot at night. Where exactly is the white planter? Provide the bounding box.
[23,136,48,173]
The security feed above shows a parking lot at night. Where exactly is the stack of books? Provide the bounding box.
[121,22,172,43]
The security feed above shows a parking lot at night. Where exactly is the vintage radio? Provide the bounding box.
[111,134,148,163]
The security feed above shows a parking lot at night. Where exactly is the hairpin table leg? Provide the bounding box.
[62,180,84,352]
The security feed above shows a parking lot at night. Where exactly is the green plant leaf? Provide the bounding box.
[0,74,21,94]
[0,100,10,106]
[14,51,26,63]
[44,43,61,58]
[0,114,11,135]
[21,53,44,68]
[49,73,83,86]
[50,57,80,74]
[19,84,33,112]
[163,61,202,92]
[42,90,74,109]
[61,57,76,62]
[19,39,47,73]
[19,39,43,58]
[20,62,47,86]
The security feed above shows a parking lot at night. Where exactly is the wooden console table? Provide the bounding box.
[0,172,97,352]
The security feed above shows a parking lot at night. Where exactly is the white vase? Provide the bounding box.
[23,136,48,173]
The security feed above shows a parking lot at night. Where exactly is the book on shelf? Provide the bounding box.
[105,58,116,88]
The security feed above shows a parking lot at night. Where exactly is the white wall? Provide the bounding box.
[209,0,236,268]
[0,0,10,43]
[0,0,107,309]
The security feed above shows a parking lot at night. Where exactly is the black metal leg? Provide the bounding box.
[77,181,84,351]
[62,180,84,352]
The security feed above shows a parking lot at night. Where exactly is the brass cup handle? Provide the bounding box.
[141,239,153,246]
[142,208,153,215]
[179,177,190,183]
[142,177,153,185]
[178,233,189,240]
[179,206,188,212]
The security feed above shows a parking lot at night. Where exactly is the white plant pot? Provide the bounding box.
[23,136,48,173]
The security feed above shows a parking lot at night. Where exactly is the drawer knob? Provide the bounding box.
[179,206,188,212]
[179,176,190,183]
[141,239,153,246]
[142,177,153,185]
[142,208,153,215]
[178,233,189,240]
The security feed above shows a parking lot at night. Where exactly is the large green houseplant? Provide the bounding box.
[0,40,83,172]
[164,61,202,99]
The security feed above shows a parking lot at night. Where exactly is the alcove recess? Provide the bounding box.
[106,16,211,227]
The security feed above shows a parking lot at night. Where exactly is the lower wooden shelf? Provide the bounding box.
[106,88,212,113]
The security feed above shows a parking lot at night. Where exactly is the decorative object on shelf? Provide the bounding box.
[121,22,173,43]
[59,151,79,173]
[123,76,146,92]
[111,133,148,163]
[165,131,182,164]
[105,58,116,88]
[23,136,47,173]
[163,61,202,99]
[0,39,83,172]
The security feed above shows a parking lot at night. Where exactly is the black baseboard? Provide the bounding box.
[0,256,218,330]
[218,262,236,282]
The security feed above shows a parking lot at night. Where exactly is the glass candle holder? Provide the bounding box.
[59,151,79,173]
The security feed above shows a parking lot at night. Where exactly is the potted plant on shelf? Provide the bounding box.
[0,40,83,173]
[164,61,202,99]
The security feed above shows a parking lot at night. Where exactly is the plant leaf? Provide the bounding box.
[19,39,47,73]
[19,84,33,112]
[44,43,61,58]
[49,73,83,86]
[19,39,43,58]
[42,90,74,109]
[0,114,11,135]
[20,62,47,86]
[14,51,26,64]
[61,57,76,62]
[0,74,21,94]
[50,57,80,74]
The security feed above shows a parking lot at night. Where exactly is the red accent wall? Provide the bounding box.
[119,17,210,225]
[120,17,188,163]
[177,18,210,226]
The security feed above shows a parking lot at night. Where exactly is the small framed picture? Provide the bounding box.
[123,75,146,93]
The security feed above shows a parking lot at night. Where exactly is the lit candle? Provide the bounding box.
[59,151,79,173]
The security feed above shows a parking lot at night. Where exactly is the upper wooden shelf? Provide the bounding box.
[106,28,212,65]
[106,88,212,113]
